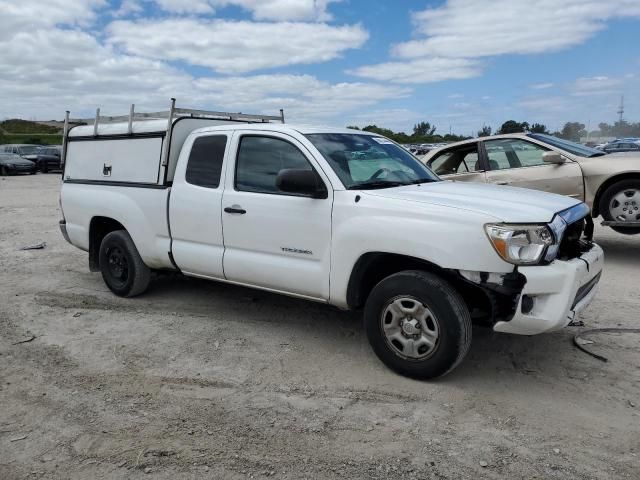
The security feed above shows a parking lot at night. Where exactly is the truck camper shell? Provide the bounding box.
[62,98,285,186]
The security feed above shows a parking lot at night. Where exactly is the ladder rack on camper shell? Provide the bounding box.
[61,98,285,167]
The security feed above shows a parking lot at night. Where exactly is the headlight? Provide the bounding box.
[5,163,14,168]
[485,224,554,265]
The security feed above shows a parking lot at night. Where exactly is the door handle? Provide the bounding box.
[224,206,246,214]
[495,181,509,185]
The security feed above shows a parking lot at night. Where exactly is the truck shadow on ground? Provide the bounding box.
[145,273,604,386]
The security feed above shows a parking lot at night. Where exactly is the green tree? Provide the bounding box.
[346,125,360,130]
[529,123,549,134]
[559,122,586,141]
[477,125,492,137]
[498,120,529,134]
[413,121,437,137]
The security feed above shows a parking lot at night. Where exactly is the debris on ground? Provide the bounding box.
[19,242,46,251]
[11,335,36,345]
[573,327,640,362]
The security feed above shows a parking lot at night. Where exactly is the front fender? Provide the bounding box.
[329,191,513,308]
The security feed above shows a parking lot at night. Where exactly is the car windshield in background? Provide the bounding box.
[528,134,605,158]
[305,133,439,190]
[17,146,40,155]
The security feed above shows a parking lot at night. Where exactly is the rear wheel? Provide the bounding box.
[601,179,640,235]
[41,162,49,173]
[364,270,472,379]
[99,230,150,297]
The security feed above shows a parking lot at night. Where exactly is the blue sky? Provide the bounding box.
[1,0,639,135]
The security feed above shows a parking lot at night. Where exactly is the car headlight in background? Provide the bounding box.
[485,224,554,265]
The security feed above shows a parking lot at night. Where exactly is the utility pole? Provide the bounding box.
[617,95,624,124]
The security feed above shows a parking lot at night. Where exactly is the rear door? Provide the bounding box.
[220,131,333,300]
[169,133,229,278]
[482,138,584,200]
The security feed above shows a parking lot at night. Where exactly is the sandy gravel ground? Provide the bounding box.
[1,174,639,479]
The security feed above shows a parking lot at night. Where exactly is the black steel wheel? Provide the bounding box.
[99,230,150,297]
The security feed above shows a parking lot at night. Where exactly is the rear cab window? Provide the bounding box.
[185,135,227,188]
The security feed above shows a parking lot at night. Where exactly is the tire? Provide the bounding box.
[0,166,7,176]
[42,163,48,173]
[364,270,472,379]
[600,179,640,235]
[99,230,150,297]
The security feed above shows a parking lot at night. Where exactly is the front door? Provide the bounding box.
[482,138,584,200]
[221,132,333,300]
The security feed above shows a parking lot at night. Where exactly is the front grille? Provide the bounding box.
[557,216,593,260]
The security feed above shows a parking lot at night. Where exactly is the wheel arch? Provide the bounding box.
[592,172,640,217]
[89,216,126,271]
[345,252,492,320]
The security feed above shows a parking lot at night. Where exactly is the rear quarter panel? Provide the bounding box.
[61,183,172,269]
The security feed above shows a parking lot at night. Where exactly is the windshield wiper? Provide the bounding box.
[347,180,406,190]
[407,178,437,185]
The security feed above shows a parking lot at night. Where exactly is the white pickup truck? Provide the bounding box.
[59,101,604,379]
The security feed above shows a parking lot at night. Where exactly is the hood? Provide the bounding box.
[362,181,580,223]
[0,157,35,166]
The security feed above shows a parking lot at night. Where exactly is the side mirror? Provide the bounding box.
[276,169,327,199]
[543,151,565,164]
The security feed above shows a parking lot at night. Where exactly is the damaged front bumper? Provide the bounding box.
[460,243,604,335]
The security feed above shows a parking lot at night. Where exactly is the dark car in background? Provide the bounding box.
[602,139,640,154]
[1,144,42,161]
[36,146,63,172]
[0,153,38,175]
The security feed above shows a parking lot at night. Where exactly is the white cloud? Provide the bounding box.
[214,0,340,21]
[193,75,410,119]
[107,18,368,74]
[0,28,401,125]
[0,0,105,36]
[147,0,339,20]
[153,0,214,14]
[530,82,554,90]
[349,57,482,84]
[352,0,640,85]
[394,0,640,59]
[447,93,463,99]
[570,75,628,96]
[113,0,144,17]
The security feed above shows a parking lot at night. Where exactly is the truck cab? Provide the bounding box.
[59,101,604,379]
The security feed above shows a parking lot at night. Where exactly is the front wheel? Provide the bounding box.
[0,166,8,176]
[99,230,150,297]
[601,179,640,234]
[364,270,472,379]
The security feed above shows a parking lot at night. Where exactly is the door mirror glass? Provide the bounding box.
[276,169,327,198]
[542,151,565,164]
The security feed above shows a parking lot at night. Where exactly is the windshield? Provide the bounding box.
[17,146,40,155]
[528,134,604,158]
[305,133,439,189]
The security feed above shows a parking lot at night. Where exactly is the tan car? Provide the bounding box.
[422,133,640,234]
